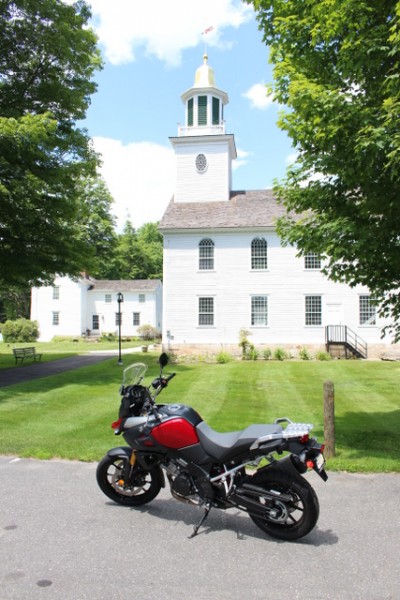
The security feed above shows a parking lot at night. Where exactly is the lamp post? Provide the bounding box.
[117,292,124,365]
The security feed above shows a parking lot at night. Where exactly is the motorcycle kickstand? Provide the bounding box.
[188,502,211,539]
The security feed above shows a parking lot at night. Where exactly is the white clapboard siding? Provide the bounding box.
[162,230,390,348]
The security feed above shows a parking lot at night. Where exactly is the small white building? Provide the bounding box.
[31,275,162,342]
[159,55,398,358]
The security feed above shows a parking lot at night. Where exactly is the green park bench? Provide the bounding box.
[13,347,42,365]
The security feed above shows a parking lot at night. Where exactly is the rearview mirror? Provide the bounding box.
[159,353,169,368]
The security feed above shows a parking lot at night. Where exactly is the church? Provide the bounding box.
[158,54,396,358]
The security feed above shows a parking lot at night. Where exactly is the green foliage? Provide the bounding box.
[262,348,272,360]
[137,324,160,340]
[273,347,288,361]
[0,0,109,288]
[315,351,332,361]
[247,0,400,341]
[215,351,233,364]
[99,221,163,280]
[2,318,39,342]
[248,346,259,361]
[299,347,311,361]
[238,328,252,358]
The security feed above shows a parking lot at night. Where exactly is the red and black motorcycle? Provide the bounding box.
[96,353,327,541]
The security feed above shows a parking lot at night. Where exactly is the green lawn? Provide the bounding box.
[0,352,398,472]
[0,339,143,369]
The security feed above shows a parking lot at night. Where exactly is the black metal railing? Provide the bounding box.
[325,325,368,359]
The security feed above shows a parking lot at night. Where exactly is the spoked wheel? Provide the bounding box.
[96,455,162,507]
[248,469,319,541]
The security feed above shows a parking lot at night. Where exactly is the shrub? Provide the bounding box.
[137,324,159,341]
[262,348,272,360]
[238,328,252,358]
[299,347,311,360]
[273,347,288,361]
[216,351,233,364]
[2,318,39,343]
[100,332,117,342]
[316,350,332,361]
[248,347,259,361]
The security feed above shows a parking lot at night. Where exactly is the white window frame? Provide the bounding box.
[359,295,377,325]
[52,311,60,326]
[52,286,60,300]
[305,295,322,326]
[105,294,112,303]
[198,297,214,326]
[139,294,146,303]
[304,253,321,269]
[133,312,140,326]
[251,295,268,326]
[251,237,268,270]
[199,238,214,270]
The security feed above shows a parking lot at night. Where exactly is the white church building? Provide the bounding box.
[159,54,398,358]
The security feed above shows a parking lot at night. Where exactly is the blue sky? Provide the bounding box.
[78,0,295,229]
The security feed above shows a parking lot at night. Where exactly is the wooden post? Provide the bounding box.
[323,380,335,458]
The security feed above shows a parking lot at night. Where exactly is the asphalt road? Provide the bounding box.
[0,456,399,600]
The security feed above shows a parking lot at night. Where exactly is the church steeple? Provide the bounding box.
[170,54,236,203]
[179,54,229,137]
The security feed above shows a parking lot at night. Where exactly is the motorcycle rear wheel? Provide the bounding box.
[96,455,162,507]
[249,469,319,541]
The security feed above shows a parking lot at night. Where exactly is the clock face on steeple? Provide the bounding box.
[195,153,207,173]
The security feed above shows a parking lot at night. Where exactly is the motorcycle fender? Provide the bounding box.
[259,455,305,479]
[105,447,165,488]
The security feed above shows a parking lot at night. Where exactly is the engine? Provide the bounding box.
[165,461,200,505]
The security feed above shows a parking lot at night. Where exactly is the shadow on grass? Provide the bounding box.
[334,409,400,461]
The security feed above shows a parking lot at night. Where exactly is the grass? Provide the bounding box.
[0,339,144,370]
[0,351,399,472]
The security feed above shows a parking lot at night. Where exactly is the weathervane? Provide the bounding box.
[201,25,214,54]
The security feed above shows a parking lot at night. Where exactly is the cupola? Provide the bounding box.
[179,54,229,137]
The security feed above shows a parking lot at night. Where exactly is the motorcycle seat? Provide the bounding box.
[196,421,283,462]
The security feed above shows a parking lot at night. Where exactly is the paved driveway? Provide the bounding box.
[0,456,399,600]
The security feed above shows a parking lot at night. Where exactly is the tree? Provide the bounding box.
[247,0,400,340]
[98,221,163,280]
[0,0,107,288]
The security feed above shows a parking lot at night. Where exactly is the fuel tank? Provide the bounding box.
[151,404,203,449]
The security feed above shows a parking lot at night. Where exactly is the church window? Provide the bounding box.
[198,297,214,326]
[359,295,376,325]
[305,296,322,326]
[251,296,268,326]
[304,253,321,269]
[212,97,220,125]
[199,238,214,270]
[251,238,268,270]
[188,98,193,126]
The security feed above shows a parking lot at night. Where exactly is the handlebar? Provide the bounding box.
[164,372,176,383]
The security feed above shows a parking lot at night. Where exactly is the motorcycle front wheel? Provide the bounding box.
[96,455,162,507]
[249,468,319,541]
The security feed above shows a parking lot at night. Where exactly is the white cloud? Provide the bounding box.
[86,0,253,66]
[233,147,251,171]
[285,152,298,165]
[243,83,274,110]
[93,137,175,229]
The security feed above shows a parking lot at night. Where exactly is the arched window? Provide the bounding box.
[199,238,214,270]
[251,237,268,270]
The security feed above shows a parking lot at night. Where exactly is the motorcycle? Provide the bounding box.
[96,353,328,541]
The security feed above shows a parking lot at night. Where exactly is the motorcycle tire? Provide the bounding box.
[248,468,319,541]
[96,455,162,507]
